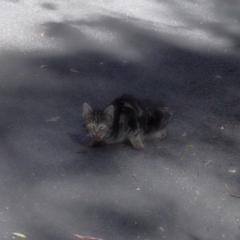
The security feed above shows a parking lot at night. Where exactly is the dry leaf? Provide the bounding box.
[186,144,194,148]
[70,69,79,73]
[203,160,212,168]
[132,174,138,181]
[40,65,49,68]
[46,116,60,122]
[225,183,231,192]
[159,226,165,232]
[73,234,103,240]
[228,167,237,173]
[12,232,27,238]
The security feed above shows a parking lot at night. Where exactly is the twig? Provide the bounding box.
[73,234,103,240]
[225,184,240,198]
[203,160,212,168]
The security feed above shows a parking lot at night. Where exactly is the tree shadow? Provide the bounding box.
[40,2,58,10]
[1,3,240,239]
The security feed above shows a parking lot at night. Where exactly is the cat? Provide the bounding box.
[83,94,172,150]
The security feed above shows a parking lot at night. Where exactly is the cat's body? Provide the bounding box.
[83,94,172,149]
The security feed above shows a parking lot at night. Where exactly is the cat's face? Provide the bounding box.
[83,103,114,141]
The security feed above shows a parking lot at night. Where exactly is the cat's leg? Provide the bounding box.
[147,127,168,140]
[128,131,145,150]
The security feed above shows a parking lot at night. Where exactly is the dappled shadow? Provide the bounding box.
[4,0,20,2]
[1,1,240,239]
[29,16,240,158]
[78,201,176,239]
[40,2,58,10]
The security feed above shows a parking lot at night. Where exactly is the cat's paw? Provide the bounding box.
[132,143,145,150]
[159,132,167,140]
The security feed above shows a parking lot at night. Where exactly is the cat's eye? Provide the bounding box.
[99,124,107,129]
[87,123,94,128]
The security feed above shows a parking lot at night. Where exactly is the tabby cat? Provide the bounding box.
[83,94,172,149]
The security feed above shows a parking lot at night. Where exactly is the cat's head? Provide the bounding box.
[83,103,114,141]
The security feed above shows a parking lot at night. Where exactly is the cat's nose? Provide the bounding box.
[93,133,101,141]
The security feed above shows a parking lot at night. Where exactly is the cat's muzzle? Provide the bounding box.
[93,135,102,141]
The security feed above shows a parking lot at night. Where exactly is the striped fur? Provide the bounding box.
[83,94,172,150]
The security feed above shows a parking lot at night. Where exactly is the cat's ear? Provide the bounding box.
[83,103,93,118]
[104,105,114,119]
